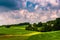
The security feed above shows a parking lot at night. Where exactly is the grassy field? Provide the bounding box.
[0,25,39,40]
[0,25,60,40]
[28,31,60,40]
[0,25,35,35]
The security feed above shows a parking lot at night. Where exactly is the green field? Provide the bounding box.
[0,26,35,35]
[28,31,60,40]
[0,25,60,40]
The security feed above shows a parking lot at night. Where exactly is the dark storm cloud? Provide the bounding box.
[0,0,23,10]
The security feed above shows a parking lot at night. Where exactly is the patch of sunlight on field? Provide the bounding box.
[27,31,60,40]
[24,32,41,36]
[4,32,41,37]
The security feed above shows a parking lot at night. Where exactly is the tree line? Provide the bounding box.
[1,18,60,32]
[25,18,60,32]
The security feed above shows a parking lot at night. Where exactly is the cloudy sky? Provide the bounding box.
[0,0,60,25]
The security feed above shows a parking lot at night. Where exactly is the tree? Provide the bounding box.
[33,23,38,31]
[40,23,48,32]
[56,18,60,25]
[25,18,60,32]
[33,23,37,27]
[25,24,33,30]
[37,22,42,27]
[53,18,60,30]
[5,25,11,28]
[18,22,30,26]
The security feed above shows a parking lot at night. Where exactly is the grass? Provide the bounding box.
[0,25,35,35]
[27,31,60,40]
[0,25,36,40]
[0,25,60,40]
[0,36,28,40]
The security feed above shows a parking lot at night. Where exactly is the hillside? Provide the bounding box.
[0,25,60,40]
[28,31,60,40]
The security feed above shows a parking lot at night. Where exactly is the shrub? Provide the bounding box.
[25,24,33,31]
[37,22,42,27]
[5,25,11,28]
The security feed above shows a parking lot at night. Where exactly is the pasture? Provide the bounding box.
[0,25,60,40]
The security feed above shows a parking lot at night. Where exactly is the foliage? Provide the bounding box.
[33,23,37,27]
[5,25,11,28]
[18,22,30,26]
[25,18,60,32]
[37,22,42,27]
[25,24,33,31]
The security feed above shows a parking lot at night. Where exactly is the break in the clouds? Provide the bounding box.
[0,0,24,10]
[0,0,60,25]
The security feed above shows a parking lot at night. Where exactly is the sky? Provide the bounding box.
[0,0,60,25]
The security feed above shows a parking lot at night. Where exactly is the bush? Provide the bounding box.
[33,27,38,31]
[25,24,33,31]
[25,23,38,31]
[37,22,42,27]
[5,25,11,28]
[25,26,33,31]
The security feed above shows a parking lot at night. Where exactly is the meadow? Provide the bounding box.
[0,25,60,40]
